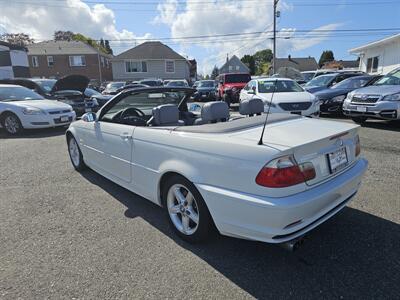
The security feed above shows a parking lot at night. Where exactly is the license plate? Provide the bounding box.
[328,147,348,173]
[356,106,367,112]
[85,108,92,112]
[60,116,69,122]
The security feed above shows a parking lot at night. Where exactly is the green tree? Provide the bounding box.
[0,33,34,46]
[253,49,273,74]
[54,30,74,41]
[319,50,335,67]
[211,65,219,79]
[100,38,105,49]
[241,54,256,75]
[104,40,113,55]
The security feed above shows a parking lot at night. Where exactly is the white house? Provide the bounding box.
[349,34,400,75]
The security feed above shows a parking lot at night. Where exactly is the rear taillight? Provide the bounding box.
[256,155,316,188]
[355,135,361,156]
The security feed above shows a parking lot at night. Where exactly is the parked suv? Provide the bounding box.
[217,73,251,106]
[343,68,400,124]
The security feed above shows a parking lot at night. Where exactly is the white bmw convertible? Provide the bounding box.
[66,87,367,246]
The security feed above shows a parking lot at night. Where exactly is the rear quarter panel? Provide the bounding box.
[131,127,299,205]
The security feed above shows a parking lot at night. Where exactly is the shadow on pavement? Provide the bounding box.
[0,127,67,139]
[80,169,399,299]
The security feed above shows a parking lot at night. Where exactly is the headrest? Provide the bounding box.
[239,98,264,116]
[201,101,230,122]
[152,104,180,126]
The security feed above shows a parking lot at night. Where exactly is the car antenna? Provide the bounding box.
[258,79,278,145]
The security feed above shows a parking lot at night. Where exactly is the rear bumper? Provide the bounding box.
[343,100,400,120]
[196,158,368,243]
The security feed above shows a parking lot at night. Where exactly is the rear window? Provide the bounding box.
[225,74,251,84]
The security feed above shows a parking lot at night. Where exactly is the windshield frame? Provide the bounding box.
[98,87,194,120]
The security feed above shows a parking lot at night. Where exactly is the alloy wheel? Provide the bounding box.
[167,184,200,235]
[68,138,80,167]
[4,115,20,134]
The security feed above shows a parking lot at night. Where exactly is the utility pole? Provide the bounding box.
[272,0,279,74]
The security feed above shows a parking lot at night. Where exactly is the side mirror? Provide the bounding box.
[82,112,97,122]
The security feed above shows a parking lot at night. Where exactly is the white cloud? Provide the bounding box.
[155,0,341,74]
[0,0,151,53]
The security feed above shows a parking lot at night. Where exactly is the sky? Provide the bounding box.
[0,0,399,75]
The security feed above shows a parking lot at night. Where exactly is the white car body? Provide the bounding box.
[0,100,75,129]
[240,78,320,117]
[67,99,367,243]
[0,85,76,130]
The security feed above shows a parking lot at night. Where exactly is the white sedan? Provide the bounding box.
[240,78,320,117]
[66,87,367,247]
[0,84,76,135]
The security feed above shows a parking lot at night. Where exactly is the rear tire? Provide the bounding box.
[1,112,23,135]
[351,117,367,125]
[67,135,86,171]
[162,175,214,243]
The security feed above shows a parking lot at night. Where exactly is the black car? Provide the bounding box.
[192,80,217,101]
[0,75,99,116]
[315,75,381,115]
[304,72,365,94]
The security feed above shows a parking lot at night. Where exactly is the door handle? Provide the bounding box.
[119,133,132,140]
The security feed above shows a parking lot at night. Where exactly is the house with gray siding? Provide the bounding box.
[112,41,190,81]
[219,55,249,74]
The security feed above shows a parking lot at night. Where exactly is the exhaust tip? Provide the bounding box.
[279,236,305,252]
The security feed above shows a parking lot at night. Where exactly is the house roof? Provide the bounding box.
[349,33,400,53]
[27,40,112,57]
[113,41,186,60]
[219,55,249,72]
[273,56,318,72]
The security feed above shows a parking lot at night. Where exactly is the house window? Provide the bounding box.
[32,56,39,67]
[165,60,175,73]
[366,56,379,73]
[47,56,54,67]
[235,66,240,71]
[69,55,86,67]
[228,65,233,71]
[125,60,147,73]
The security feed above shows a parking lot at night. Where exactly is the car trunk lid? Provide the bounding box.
[229,117,360,187]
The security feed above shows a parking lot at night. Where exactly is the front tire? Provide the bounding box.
[67,135,86,171]
[162,175,214,243]
[351,117,367,125]
[223,94,231,108]
[1,112,23,135]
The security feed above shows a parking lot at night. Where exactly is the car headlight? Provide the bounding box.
[331,95,346,102]
[22,107,43,115]
[383,93,400,101]
[346,91,355,100]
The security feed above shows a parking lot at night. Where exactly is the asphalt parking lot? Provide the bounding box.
[1,118,399,299]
